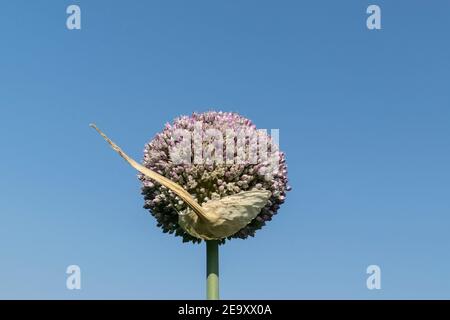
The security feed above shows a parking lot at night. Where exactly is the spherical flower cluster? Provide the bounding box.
[139,111,290,244]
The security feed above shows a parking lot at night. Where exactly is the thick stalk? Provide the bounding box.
[206,240,219,300]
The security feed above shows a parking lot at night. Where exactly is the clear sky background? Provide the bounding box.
[0,1,449,299]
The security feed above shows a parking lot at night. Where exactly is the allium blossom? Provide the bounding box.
[140,111,290,244]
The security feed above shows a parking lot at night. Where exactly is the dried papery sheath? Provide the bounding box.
[91,124,275,241]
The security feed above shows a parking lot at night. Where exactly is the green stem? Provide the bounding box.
[206,240,219,300]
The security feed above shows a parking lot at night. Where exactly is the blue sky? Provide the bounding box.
[0,1,449,299]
